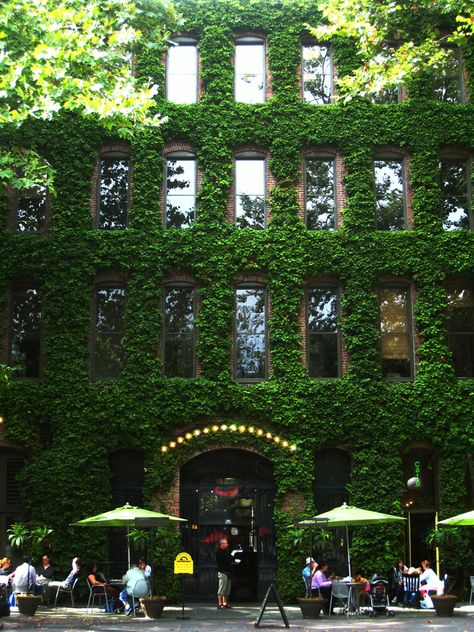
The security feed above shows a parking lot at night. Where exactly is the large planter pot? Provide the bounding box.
[431,594,457,617]
[16,594,41,616]
[139,596,166,619]
[298,597,326,618]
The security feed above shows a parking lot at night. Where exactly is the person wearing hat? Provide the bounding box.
[301,557,317,597]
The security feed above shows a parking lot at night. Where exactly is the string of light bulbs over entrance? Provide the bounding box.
[160,423,297,452]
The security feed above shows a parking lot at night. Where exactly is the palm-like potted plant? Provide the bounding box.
[7,523,53,616]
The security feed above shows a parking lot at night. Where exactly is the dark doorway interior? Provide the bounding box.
[180,448,276,602]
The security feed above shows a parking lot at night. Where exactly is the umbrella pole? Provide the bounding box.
[346,525,351,578]
[127,525,131,570]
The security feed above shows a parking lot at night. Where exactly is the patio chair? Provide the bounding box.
[329,581,350,616]
[53,576,79,608]
[128,578,151,616]
[86,577,110,613]
[470,576,474,605]
[402,574,420,608]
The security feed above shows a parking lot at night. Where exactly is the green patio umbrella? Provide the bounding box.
[296,502,406,577]
[438,509,474,526]
[72,503,187,568]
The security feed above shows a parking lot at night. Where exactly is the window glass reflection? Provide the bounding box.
[433,49,463,103]
[305,158,335,229]
[235,287,266,379]
[379,287,412,378]
[10,287,41,377]
[302,44,332,104]
[167,43,198,104]
[94,287,126,379]
[15,186,47,233]
[166,158,196,228]
[235,158,265,229]
[374,159,406,230]
[308,288,338,377]
[164,286,195,377]
[98,157,129,229]
[440,159,471,230]
[235,41,265,103]
[446,288,474,377]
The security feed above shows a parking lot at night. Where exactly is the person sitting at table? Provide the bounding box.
[0,559,11,576]
[302,557,317,597]
[49,556,81,592]
[391,559,407,604]
[11,557,36,594]
[352,572,369,607]
[86,562,125,612]
[311,561,334,614]
[120,562,148,614]
[138,558,152,579]
[36,554,55,602]
[418,560,440,608]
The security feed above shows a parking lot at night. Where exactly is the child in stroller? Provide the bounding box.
[366,575,394,617]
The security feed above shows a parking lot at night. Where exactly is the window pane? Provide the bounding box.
[446,288,474,377]
[15,185,47,232]
[374,159,405,230]
[166,159,196,228]
[308,288,338,378]
[440,160,470,230]
[94,287,126,379]
[309,333,338,377]
[235,288,266,379]
[433,49,463,103]
[235,43,265,103]
[98,158,129,229]
[302,45,332,105]
[308,288,337,332]
[10,288,41,377]
[235,159,265,229]
[164,287,194,377]
[167,44,198,104]
[305,159,335,230]
[379,287,412,378]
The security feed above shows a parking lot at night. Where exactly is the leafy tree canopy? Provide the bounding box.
[310,0,474,100]
[0,0,180,188]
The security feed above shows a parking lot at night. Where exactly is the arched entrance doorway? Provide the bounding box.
[180,448,276,601]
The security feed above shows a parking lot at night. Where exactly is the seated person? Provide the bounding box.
[36,554,55,602]
[352,572,369,607]
[302,557,317,597]
[138,558,152,579]
[86,562,124,612]
[418,560,440,608]
[49,557,81,592]
[120,563,148,613]
[311,561,334,614]
[0,559,12,576]
[11,557,36,594]
[391,559,407,604]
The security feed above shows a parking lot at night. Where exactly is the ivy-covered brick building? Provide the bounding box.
[1,0,473,602]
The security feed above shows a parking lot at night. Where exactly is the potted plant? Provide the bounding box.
[297,596,326,618]
[7,523,53,616]
[431,594,457,617]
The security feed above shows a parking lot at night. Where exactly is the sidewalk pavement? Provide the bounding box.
[1,602,474,631]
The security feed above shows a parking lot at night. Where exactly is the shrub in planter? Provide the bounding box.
[16,594,42,616]
[139,595,166,618]
[297,597,326,618]
[431,594,457,617]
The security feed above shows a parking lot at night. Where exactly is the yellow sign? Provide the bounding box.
[174,552,194,575]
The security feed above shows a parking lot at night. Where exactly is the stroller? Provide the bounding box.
[366,576,394,617]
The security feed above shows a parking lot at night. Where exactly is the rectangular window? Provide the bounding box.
[305,157,336,230]
[98,156,130,229]
[433,49,464,103]
[164,286,195,377]
[379,287,413,379]
[235,38,265,104]
[374,158,406,230]
[302,44,332,104]
[166,40,198,104]
[165,157,196,228]
[9,287,41,377]
[446,288,474,377]
[235,287,266,380]
[235,157,265,229]
[440,159,472,230]
[308,287,339,377]
[14,186,47,233]
[93,286,126,379]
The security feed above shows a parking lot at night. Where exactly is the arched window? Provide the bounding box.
[163,284,196,377]
[374,152,408,230]
[378,284,414,379]
[97,151,130,229]
[166,37,198,104]
[313,448,350,513]
[92,284,126,380]
[304,152,337,230]
[440,153,472,230]
[235,285,267,381]
[302,43,333,105]
[235,151,266,229]
[235,36,266,103]
[445,284,474,377]
[307,286,340,378]
[0,449,26,554]
[9,285,42,378]
[165,151,197,229]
